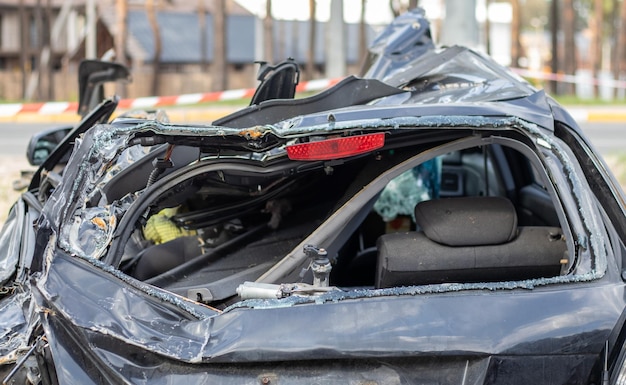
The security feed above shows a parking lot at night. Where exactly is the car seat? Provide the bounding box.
[375,196,567,288]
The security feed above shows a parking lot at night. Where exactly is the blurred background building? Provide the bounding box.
[0,0,622,102]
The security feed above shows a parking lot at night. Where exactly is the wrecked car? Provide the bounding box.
[1,8,626,384]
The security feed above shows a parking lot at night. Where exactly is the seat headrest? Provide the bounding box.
[414,197,517,246]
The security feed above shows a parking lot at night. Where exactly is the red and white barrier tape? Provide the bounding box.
[511,68,626,88]
[0,69,624,118]
[0,77,342,117]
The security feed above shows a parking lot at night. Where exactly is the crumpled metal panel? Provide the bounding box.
[35,252,622,361]
[0,289,30,365]
[35,252,216,363]
[0,200,24,285]
[30,249,622,384]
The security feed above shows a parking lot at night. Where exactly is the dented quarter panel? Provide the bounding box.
[29,249,625,384]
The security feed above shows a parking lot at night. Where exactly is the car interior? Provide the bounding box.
[112,137,568,307]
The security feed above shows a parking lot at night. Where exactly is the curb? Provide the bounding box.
[1,70,626,124]
[0,108,238,125]
[566,108,626,123]
[0,78,342,124]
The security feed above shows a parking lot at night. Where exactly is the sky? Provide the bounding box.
[235,0,444,24]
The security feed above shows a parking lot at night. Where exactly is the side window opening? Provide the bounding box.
[117,157,370,307]
[331,143,568,289]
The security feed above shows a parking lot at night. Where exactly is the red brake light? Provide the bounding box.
[286,132,385,161]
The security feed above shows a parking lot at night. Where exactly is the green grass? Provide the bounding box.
[552,95,626,106]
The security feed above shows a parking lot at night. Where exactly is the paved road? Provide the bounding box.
[580,122,626,155]
[0,123,65,157]
[0,121,623,158]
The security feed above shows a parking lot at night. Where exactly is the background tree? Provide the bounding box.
[563,0,577,95]
[199,0,208,72]
[510,0,521,67]
[590,0,604,97]
[115,0,128,97]
[611,0,619,98]
[213,0,227,91]
[33,0,43,100]
[19,0,27,99]
[307,0,316,80]
[146,0,161,96]
[550,0,559,94]
[619,0,626,92]
[264,0,273,63]
[44,0,53,100]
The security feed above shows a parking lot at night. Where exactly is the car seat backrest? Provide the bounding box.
[375,196,567,288]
